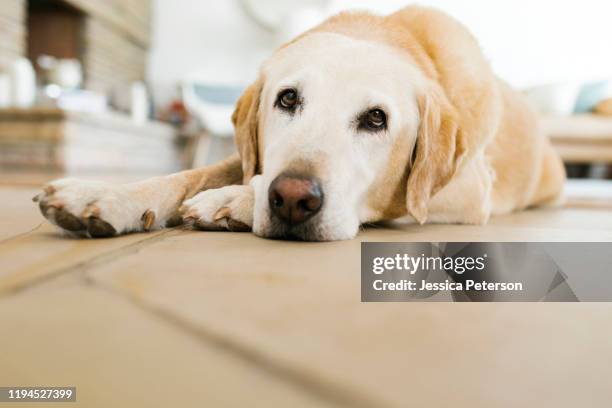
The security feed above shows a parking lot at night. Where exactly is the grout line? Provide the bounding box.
[0,222,44,245]
[85,279,391,408]
[0,229,180,296]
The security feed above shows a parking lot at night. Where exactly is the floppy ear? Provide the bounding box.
[406,84,467,224]
[232,79,263,183]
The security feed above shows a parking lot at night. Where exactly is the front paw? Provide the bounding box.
[180,185,254,232]
[33,178,156,238]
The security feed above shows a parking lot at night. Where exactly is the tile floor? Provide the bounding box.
[1,180,612,407]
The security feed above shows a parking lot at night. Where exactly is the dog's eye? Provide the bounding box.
[359,109,387,131]
[276,89,299,111]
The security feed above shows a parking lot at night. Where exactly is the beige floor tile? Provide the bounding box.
[0,275,339,408]
[370,208,612,241]
[0,187,41,241]
[0,222,172,294]
[85,220,612,408]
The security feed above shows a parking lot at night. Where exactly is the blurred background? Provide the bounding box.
[1,0,612,183]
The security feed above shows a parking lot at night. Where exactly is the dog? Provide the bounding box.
[34,6,565,242]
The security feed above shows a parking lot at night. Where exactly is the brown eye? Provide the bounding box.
[359,108,387,131]
[276,89,299,111]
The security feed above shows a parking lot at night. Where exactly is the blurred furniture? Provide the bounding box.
[526,81,612,116]
[0,0,25,69]
[595,98,612,116]
[526,83,582,115]
[573,81,612,114]
[0,0,151,111]
[33,0,151,104]
[0,107,180,176]
[542,114,612,164]
[182,82,243,166]
[565,179,612,209]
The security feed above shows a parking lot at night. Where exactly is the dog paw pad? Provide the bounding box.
[87,217,117,238]
[55,208,87,231]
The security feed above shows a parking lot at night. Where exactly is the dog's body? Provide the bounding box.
[35,7,565,241]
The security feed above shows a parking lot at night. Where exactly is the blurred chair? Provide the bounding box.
[182,82,244,166]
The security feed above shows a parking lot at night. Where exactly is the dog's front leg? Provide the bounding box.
[34,154,243,238]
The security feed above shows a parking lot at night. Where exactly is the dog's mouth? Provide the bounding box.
[259,214,328,241]
[257,207,359,242]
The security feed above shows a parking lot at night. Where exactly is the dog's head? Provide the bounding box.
[233,20,466,241]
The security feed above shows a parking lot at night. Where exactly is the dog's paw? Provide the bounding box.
[33,178,157,238]
[180,185,254,232]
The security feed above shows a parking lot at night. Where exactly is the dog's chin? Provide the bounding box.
[253,213,359,242]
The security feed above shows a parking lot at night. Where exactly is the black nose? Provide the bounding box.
[268,174,323,226]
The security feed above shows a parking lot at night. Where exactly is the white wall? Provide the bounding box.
[330,0,612,88]
[148,0,274,104]
[148,0,612,105]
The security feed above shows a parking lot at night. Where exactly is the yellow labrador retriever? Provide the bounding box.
[34,6,565,241]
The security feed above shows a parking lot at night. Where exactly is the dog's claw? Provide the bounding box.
[181,214,197,226]
[43,185,56,195]
[142,209,156,231]
[213,206,231,221]
[38,201,52,216]
[81,205,100,219]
